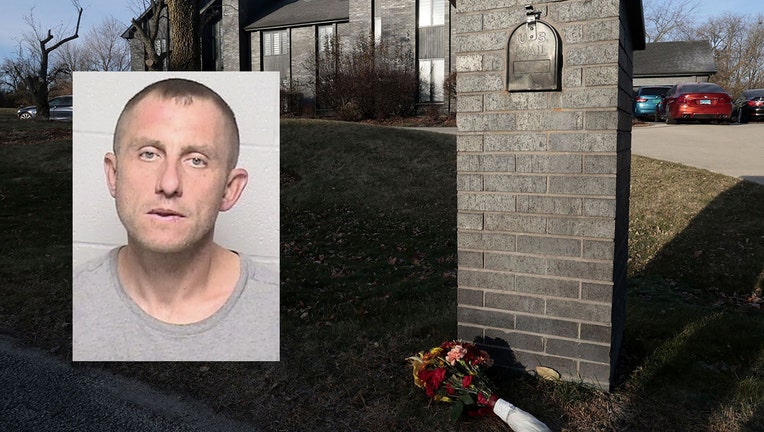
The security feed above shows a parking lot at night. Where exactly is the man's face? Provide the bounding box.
[105,94,239,254]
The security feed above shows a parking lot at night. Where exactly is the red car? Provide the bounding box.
[656,83,732,124]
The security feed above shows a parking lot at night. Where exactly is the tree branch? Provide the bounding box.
[45,7,83,53]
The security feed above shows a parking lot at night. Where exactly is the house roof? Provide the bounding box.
[634,40,717,77]
[245,0,349,31]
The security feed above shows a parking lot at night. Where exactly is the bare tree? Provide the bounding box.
[695,13,764,96]
[81,17,131,71]
[130,0,167,71]
[643,0,699,42]
[54,38,88,74]
[14,1,83,119]
[53,16,131,75]
[1,53,32,100]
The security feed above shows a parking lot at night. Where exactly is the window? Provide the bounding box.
[264,30,288,56]
[419,0,445,27]
[374,0,382,42]
[154,38,168,70]
[419,58,444,102]
[262,30,290,83]
[214,19,224,70]
[318,25,334,53]
[374,17,382,43]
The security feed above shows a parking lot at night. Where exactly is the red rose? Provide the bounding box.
[418,367,447,398]
[430,367,446,387]
[462,375,473,388]
[446,382,456,395]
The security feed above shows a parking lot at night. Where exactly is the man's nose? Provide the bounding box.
[156,159,182,197]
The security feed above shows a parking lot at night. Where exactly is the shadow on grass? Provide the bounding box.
[620,179,764,430]
[636,180,764,297]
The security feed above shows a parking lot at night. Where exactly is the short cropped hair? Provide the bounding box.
[113,78,240,169]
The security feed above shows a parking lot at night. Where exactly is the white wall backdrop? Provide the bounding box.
[72,72,280,274]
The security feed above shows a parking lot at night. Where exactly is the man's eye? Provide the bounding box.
[189,157,207,167]
[140,151,157,160]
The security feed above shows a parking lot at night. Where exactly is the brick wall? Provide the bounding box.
[349,0,372,39]
[128,39,145,71]
[251,32,261,71]
[381,0,416,51]
[222,0,240,71]
[455,0,635,389]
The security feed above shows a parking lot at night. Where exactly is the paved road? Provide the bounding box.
[0,336,258,432]
[409,123,764,186]
[632,122,764,186]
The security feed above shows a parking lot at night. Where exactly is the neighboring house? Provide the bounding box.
[124,0,454,110]
[633,40,717,89]
[122,0,273,72]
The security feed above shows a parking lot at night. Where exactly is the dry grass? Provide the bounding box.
[1,115,762,431]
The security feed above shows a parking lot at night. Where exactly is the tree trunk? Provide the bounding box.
[167,0,200,71]
[35,38,50,120]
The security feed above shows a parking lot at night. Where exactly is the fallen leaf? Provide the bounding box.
[535,366,561,381]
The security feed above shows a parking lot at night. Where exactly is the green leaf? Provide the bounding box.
[449,400,464,423]
[460,394,474,405]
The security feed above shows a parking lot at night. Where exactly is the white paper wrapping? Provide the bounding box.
[492,398,552,432]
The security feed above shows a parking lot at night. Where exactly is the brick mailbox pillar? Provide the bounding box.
[455,0,644,389]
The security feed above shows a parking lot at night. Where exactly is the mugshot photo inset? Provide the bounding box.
[72,72,280,362]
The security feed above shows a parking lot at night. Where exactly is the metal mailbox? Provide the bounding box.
[507,9,561,92]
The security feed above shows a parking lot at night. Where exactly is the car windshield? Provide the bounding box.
[681,83,725,93]
[640,87,668,96]
[745,90,764,98]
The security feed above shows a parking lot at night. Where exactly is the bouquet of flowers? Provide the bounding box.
[407,340,551,432]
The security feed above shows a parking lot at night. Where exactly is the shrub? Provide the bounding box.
[280,79,304,115]
[315,34,418,120]
[444,71,457,116]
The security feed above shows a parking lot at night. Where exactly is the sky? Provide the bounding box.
[693,0,764,21]
[0,1,136,62]
[1,0,764,63]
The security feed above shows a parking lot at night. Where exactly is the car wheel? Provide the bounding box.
[666,112,676,124]
[18,112,32,120]
[653,110,660,122]
[739,110,749,124]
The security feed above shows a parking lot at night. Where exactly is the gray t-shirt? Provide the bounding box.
[73,248,279,361]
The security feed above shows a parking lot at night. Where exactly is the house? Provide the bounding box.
[122,0,272,72]
[633,40,717,89]
[123,0,455,111]
[125,3,714,111]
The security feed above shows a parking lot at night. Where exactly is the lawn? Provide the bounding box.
[1,112,762,431]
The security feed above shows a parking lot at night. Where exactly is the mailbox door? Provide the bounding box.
[507,21,561,92]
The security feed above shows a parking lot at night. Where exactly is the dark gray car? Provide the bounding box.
[732,89,764,123]
[16,95,73,121]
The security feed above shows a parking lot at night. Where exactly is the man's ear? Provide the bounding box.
[104,152,118,198]
[219,168,248,212]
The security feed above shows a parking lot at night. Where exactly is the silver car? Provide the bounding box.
[17,95,73,121]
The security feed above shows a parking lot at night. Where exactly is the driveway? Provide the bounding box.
[0,335,257,431]
[631,122,764,186]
